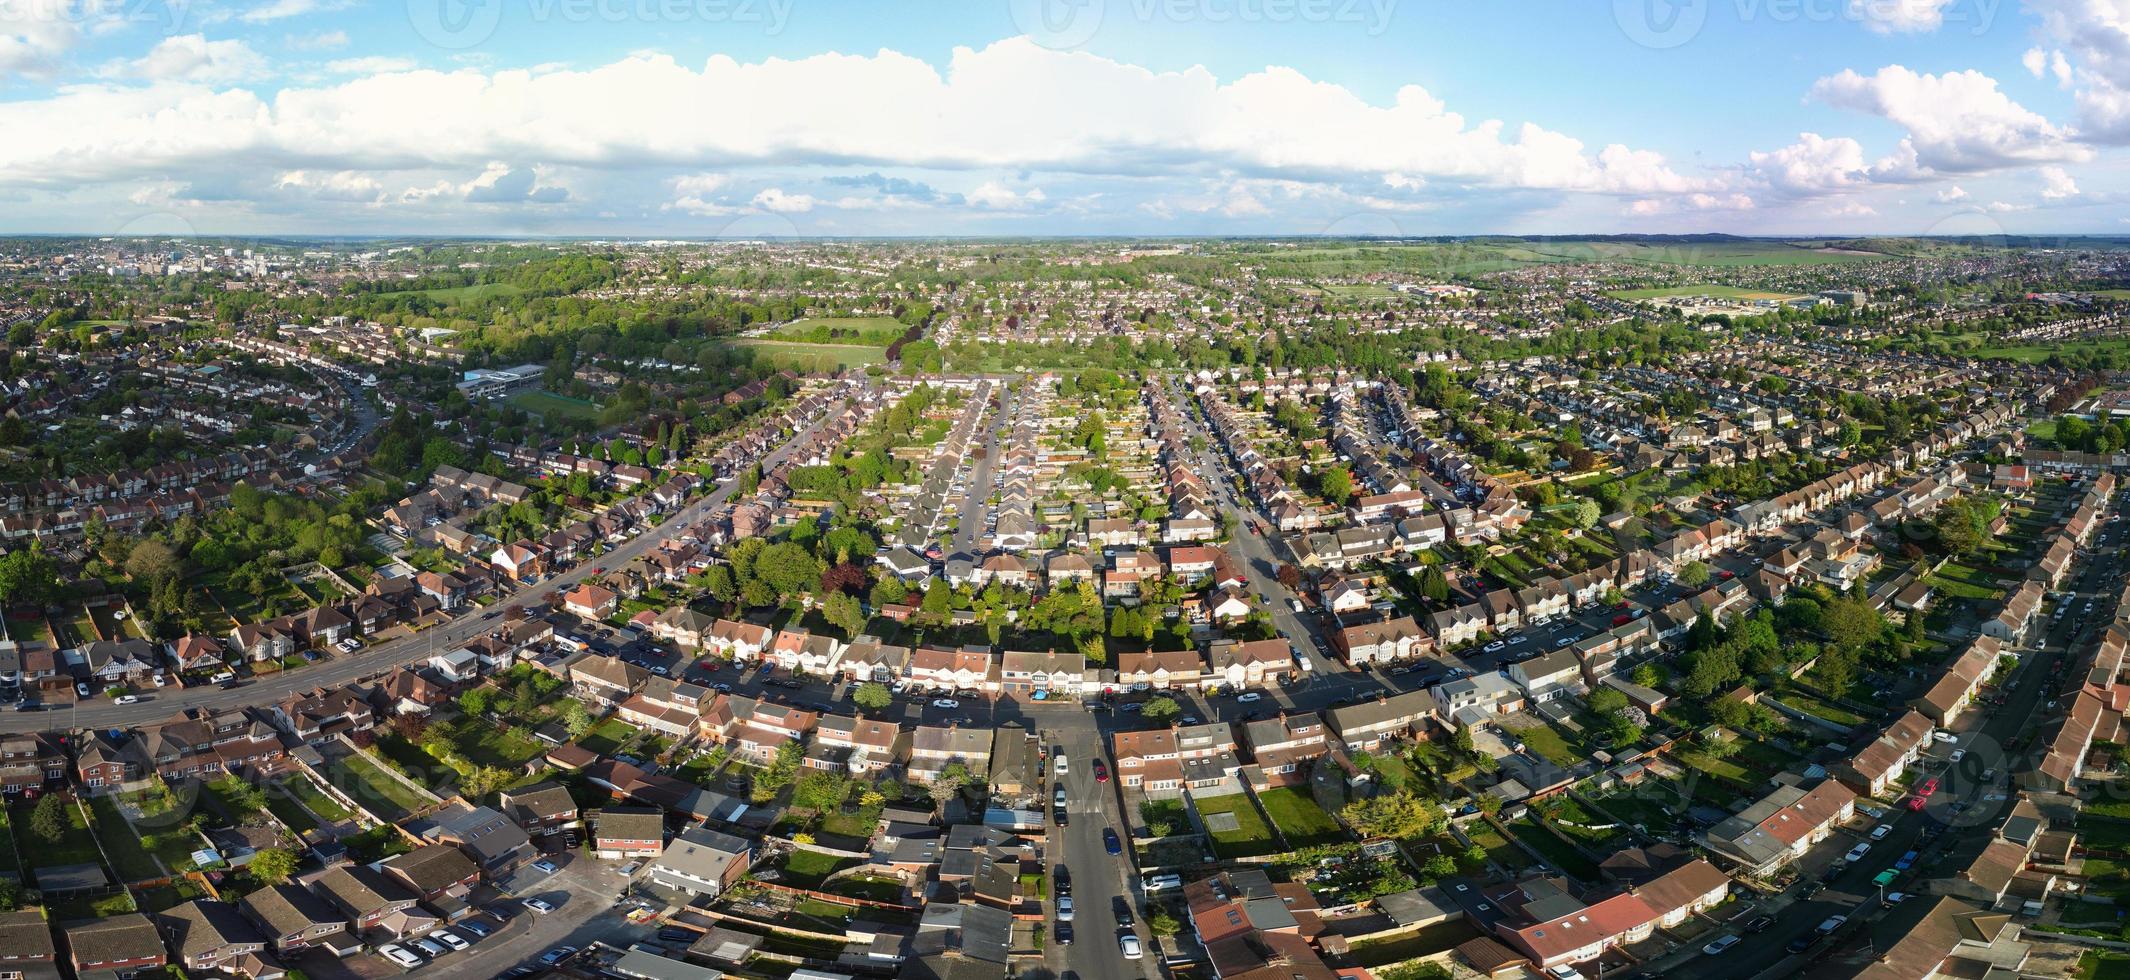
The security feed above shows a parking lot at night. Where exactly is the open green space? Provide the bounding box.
[732,339,888,371]
[772,317,909,346]
[505,388,601,421]
[15,799,106,869]
[777,849,856,889]
[1193,792,1279,858]
[1607,284,1806,302]
[324,752,431,821]
[1255,787,1346,848]
[391,282,528,303]
[455,722,547,769]
[1507,815,1600,881]
[575,717,641,757]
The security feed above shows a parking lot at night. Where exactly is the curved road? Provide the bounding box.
[1,406,841,736]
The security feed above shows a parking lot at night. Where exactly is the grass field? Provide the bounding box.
[733,339,888,371]
[1464,820,1533,872]
[778,849,856,889]
[1971,337,2130,364]
[1508,815,1601,881]
[1520,240,1883,267]
[1318,283,1401,301]
[1193,792,1280,858]
[773,316,909,346]
[454,723,546,769]
[325,753,431,822]
[279,775,352,821]
[1607,284,1806,301]
[505,388,601,421]
[15,799,106,869]
[575,717,640,757]
[1255,787,1346,847]
[393,282,527,303]
[2082,950,2130,980]
[89,796,191,879]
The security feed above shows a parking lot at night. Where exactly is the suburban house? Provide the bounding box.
[645,825,753,898]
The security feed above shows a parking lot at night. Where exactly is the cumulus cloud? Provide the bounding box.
[1934,185,1969,202]
[1825,200,1879,217]
[750,188,814,213]
[325,56,417,75]
[239,0,347,23]
[275,169,384,202]
[1847,0,1954,34]
[2030,0,2130,142]
[2040,165,2081,199]
[0,37,1717,204]
[966,181,1047,210]
[1810,66,2091,172]
[823,172,960,204]
[1626,193,1756,216]
[1747,132,1868,195]
[0,0,82,76]
[286,30,348,50]
[104,35,266,83]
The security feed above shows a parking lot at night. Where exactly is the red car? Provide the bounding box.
[1092,760,1109,782]
[1918,778,1939,797]
[1905,795,1927,811]
[1612,614,1633,626]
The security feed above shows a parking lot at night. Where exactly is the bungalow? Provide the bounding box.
[563,584,619,620]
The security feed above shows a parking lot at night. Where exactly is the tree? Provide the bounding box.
[0,546,58,608]
[1277,564,1301,590]
[822,592,868,638]
[1147,907,1182,936]
[1677,561,1712,587]
[1419,853,1458,881]
[1142,696,1181,724]
[754,741,803,802]
[251,847,299,884]
[124,539,183,586]
[793,770,852,812]
[929,761,970,806]
[560,700,593,738]
[852,682,893,712]
[31,793,66,844]
[1417,565,1451,603]
[1318,466,1355,505]
[460,687,496,718]
[1338,791,1445,840]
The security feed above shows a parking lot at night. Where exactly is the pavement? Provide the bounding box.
[0,404,844,736]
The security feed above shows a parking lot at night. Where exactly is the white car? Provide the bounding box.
[1237,692,1263,703]
[1931,731,1958,744]
[522,897,556,914]
[1483,641,1506,652]
[1869,824,1892,841]
[1547,967,1587,980]
[1119,933,1143,959]
[931,698,961,710]
[378,944,423,968]
[113,695,139,705]
[1949,749,1965,763]
[1055,752,1069,775]
[1844,842,1871,863]
[1702,935,1741,955]
[434,931,470,951]
[1057,894,1074,920]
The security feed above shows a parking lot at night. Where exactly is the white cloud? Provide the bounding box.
[1934,185,1968,202]
[750,187,814,213]
[0,0,81,76]
[399,163,568,204]
[1826,200,1878,217]
[1626,193,1755,216]
[286,30,348,50]
[275,169,384,202]
[966,181,1046,210]
[1984,200,2032,212]
[325,56,417,75]
[105,35,266,84]
[1747,132,1868,195]
[0,37,1717,204]
[2025,47,2049,78]
[1811,66,2091,172]
[240,0,344,23]
[1847,0,1954,34]
[2029,0,2130,142]
[2055,50,2076,87]
[2040,165,2081,199]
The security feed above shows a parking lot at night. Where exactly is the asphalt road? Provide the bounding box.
[952,383,1014,558]
[1044,708,1160,980]
[0,405,843,735]
[411,851,641,979]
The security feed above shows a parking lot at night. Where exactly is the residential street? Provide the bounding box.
[0,405,846,735]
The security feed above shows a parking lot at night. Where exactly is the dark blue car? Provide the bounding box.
[1895,850,1919,871]
[1103,829,1122,855]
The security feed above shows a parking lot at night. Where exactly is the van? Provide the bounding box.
[1143,873,1182,892]
[210,671,235,684]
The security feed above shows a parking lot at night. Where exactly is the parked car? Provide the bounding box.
[1058,895,1074,921]
[1703,935,1741,955]
[1817,915,1848,935]
[434,931,471,951]
[522,897,556,914]
[530,859,559,874]
[113,695,139,705]
[410,938,446,957]
[931,698,961,709]
[1787,935,1817,954]
[379,944,423,968]
[458,921,492,939]
[1103,829,1122,856]
[1092,760,1109,782]
[1869,824,1892,841]
[1237,692,1263,703]
[538,945,578,964]
[1118,933,1143,959]
[1843,842,1871,863]
[1056,920,1074,945]
[1744,915,1774,933]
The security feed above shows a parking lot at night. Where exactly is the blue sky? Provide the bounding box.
[2,0,2128,235]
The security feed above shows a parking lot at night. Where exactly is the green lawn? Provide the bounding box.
[1194,792,1279,858]
[778,849,856,889]
[1503,719,1585,770]
[1140,798,1188,834]
[277,775,352,821]
[1508,815,1601,882]
[575,717,641,757]
[0,807,19,876]
[15,799,106,869]
[772,316,909,346]
[1589,784,1690,833]
[2082,950,2130,980]
[825,872,906,904]
[88,796,192,879]
[1255,787,1346,848]
[1463,820,1532,872]
[732,339,887,371]
[325,753,431,821]
[455,723,546,769]
[505,388,601,421]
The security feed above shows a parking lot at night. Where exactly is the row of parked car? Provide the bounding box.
[377,920,490,969]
